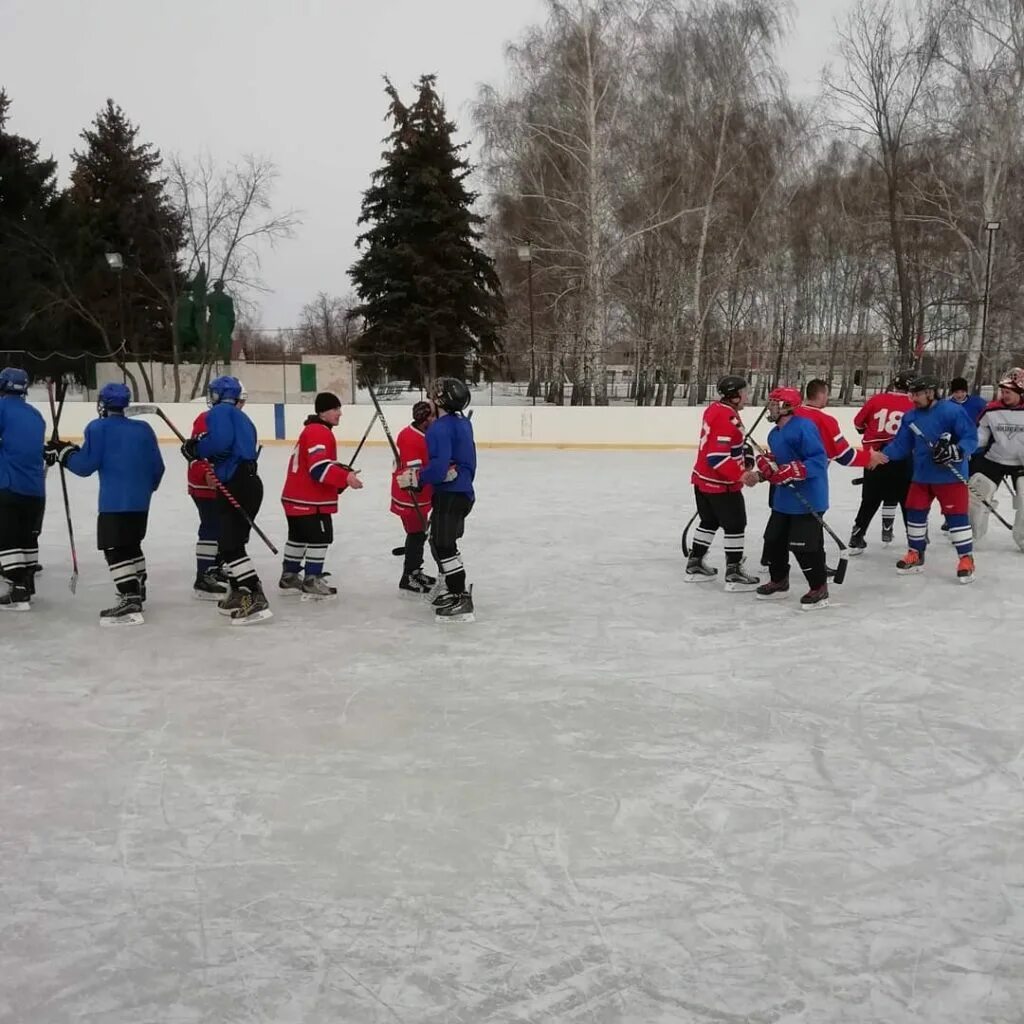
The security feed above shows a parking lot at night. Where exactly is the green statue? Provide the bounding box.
[175,281,200,353]
[207,279,236,362]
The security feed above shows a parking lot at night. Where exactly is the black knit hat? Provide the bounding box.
[314,392,342,414]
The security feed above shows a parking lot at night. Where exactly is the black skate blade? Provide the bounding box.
[436,611,475,624]
[800,599,830,611]
[300,592,337,603]
[723,581,759,593]
[683,573,717,584]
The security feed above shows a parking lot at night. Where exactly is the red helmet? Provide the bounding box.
[998,367,1024,394]
[768,386,802,410]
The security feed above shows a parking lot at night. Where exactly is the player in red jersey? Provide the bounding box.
[796,380,870,469]
[391,400,438,595]
[279,392,363,599]
[187,380,247,600]
[686,375,760,591]
[849,370,915,553]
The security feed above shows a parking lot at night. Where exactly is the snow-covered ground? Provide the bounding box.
[3,446,1022,1023]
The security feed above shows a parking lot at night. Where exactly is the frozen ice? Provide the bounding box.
[2,446,1022,1023]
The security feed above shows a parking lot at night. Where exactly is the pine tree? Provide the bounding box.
[64,99,183,396]
[0,90,62,371]
[350,76,505,385]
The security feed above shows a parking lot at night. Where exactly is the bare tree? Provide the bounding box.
[293,292,361,355]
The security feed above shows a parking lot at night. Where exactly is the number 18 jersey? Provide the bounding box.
[854,391,914,449]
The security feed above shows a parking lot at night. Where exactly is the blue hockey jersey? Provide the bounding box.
[0,395,46,498]
[419,413,476,499]
[946,394,987,424]
[197,403,259,483]
[881,400,978,484]
[65,414,165,512]
[766,415,829,515]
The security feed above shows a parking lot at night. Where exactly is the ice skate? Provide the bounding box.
[399,572,433,596]
[847,526,867,556]
[100,594,144,627]
[229,587,273,625]
[755,579,789,601]
[301,575,337,601]
[956,554,975,585]
[0,584,31,612]
[278,572,303,596]
[880,521,895,545]
[684,555,718,583]
[897,549,924,574]
[800,585,830,610]
[193,570,227,601]
[436,586,474,623]
[723,561,759,593]
[217,587,245,616]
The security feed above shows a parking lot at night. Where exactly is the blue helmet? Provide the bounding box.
[97,382,131,416]
[208,375,242,405]
[0,367,30,396]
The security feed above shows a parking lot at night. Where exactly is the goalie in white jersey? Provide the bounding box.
[969,368,1024,550]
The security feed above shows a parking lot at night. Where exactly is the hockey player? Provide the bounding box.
[0,368,46,611]
[279,392,363,599]
[867,375,979,582]
[187,380,247,600]
[849,370,915,552]
[741,386,831,609]
[397,377,476,621]
[685,374,759,591]
[46,382,164,624]
[947,376,987,423]
[181,375,271,624]
[968,367,1024,548]
[391,400,438,595]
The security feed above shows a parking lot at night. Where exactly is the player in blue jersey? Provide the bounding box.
[181,375,271,624]
[742,386,831,610]
[946,377,987,424]
[397,377,477,622]
[46,382,164,625]
[0,368,46,611]
[868,374,979,582]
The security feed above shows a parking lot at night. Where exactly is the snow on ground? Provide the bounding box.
[2,445,1023,1023]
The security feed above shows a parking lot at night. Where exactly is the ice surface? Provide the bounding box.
[2,445,1023,1023]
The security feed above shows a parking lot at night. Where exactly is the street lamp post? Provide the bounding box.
[517,242,537,406]
[975,220,1001,393]
[105,252,126,385]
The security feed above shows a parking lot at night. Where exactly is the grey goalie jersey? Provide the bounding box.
[977,404,1024,467]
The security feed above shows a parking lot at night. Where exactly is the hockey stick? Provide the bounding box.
[126,404,280,554]
[750,437,849,585]
[682,401,770,557]
[907,422,1014,531]
[344,411,379,468]
[47,380,79,593]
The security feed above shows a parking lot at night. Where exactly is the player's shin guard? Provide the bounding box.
[881,502,899,530]
[794,550,827,590]
[196,539,218,575]
[946,513,973,557]
[303,544,329,577]
[104,551,140,596]
[690,525,715,561]
[282,541,306,575]
[723,532,744,566]
[225,555,260,589]
[438,550,466,595]
[0,547,29,588]
[906,511,929,553]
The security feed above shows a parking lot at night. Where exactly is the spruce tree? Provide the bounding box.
[0,90,62,370]
[65,99,183,393]
[350,75,505,385]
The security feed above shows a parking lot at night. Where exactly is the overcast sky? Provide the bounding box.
[2,0,853,328]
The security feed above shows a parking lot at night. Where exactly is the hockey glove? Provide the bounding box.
[932,432,962,466]
[769,460,807,485]
[180,435,204,462]
[44,439,79,467]
[742,442,756,469]
[396,466,420,490]
[754,452,778,480]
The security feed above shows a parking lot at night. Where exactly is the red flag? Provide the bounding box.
[914,333,926,358]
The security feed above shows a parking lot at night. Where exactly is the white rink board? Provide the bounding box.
[30,400,868,448]
[2,446,1022,1023]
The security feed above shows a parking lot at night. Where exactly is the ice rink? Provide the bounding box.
[3,444,1023,1023]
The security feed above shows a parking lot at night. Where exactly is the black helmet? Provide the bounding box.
[430,377,471,413]
[717,375,747,401]
[892,369,915,392]
[909,374,941,393]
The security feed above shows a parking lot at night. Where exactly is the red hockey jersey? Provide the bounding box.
[187,410,216,499]
[390,423,433,517]
[691,401,745,494]
[281,416,354,517]
[794,405,869,467]
[853,391,914,449]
